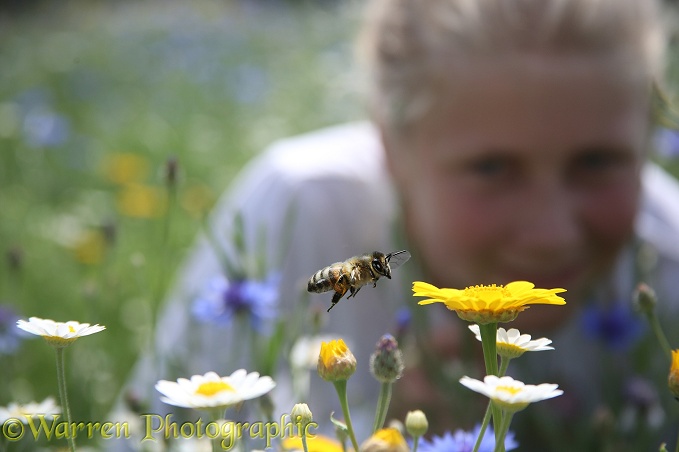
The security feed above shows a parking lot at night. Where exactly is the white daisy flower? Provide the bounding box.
[156,370,275,409]
[0,397,61,423]
[16,317,105,348]
[468,324,553,358]
[460,375,563,413]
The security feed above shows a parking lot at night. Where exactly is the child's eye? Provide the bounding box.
[571,147,632,183]
[467,156,516,180]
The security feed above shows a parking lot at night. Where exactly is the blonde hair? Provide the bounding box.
[358,0,666,133]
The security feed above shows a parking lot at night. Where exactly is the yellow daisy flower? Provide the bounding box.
[359,427,409,452]
[281,434,345,452]
[668,350,679,399]
[413,280,566,324]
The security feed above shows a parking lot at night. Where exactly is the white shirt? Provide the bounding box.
[120,121,679,445]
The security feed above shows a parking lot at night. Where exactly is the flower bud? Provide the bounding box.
[165,156,179,187]
[317,339,356,382]
[405,410,428,438]
[291,403,313,428]
[633,283,657,315]
[370,334,404,383]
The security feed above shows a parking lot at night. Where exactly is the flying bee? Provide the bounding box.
[307,250,411,312]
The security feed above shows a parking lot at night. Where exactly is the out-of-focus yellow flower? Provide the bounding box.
[359,428,408,452]
[668,350,679,398]
[116,183,167,218]
[281,434,345,452]
[180,184,215,218]
[413,281,566,324]
[72,229,106,265]
[317,339,357,382]
[102,152,149,185]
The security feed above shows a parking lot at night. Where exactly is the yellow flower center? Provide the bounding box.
[195,381,235,397]
[464,284,510,298]
[497,385,522,396]
[68,325,76,333]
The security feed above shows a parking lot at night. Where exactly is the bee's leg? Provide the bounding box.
[347,286,362,299]
[369,269,378,288]
[327,287,348,312]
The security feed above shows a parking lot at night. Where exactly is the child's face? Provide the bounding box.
[389,56,650,303]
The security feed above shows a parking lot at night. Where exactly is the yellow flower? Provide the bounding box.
[413,280,566,324]
[116,183,167,218]
[317,339,357,382]
[72,229,106,265]
[102,152,149,185]
[281,434,345,452]
[668,350,679,399]
[359,428,408,452]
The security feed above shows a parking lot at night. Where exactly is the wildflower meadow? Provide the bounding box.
[2,1,679,451]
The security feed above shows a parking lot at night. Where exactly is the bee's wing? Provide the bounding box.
[386,250,411,270]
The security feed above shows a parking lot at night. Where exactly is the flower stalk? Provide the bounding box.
[373,382,392,433]
[478,323,502,442]
[492,410,514,452]
[55,347,76,452]
[333,380,359,452]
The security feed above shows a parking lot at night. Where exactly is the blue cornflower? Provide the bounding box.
[654,127,679,159]
[580,301,645,351]
[418,425,518,452]
[192,273,281,333]
[0,305,26,355]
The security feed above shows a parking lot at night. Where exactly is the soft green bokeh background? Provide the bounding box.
[0,0,362,447]
[1,0,679,449]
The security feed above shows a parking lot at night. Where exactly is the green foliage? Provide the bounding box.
[0,0,361,446]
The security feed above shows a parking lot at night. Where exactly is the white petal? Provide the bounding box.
[468,325,482,342]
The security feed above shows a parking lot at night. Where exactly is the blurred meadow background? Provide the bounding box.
[1,0,679,449]
[0,0,363,446]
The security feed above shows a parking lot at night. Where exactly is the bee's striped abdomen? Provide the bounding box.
[307,265,342,293]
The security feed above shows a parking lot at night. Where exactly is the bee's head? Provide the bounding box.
[371,251,391,279]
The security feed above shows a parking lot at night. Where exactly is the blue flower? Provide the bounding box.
[192,273,280,333]
[418,425,518,452]
[654,127,679,159]
[0,305,26,355]
[580,301,645,351]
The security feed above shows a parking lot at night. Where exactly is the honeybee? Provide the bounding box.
[307,250,411,312]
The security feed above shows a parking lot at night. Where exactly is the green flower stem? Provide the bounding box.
[473,402,493,452]
[55,347,76,452]
[492,410,514,452]
[412,437,420,452]
[478,323,499,376]
[372,382,392,433]
[499,357,511,377]
[301,432,310,452]
[478,323,501,441]
[642,309,672,361]
[333,380,360,452]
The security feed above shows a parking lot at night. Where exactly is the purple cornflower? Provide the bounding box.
[0,305,25,355]
[192,273,280,333]
[418,425,518,452]
[580,301,645,351]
